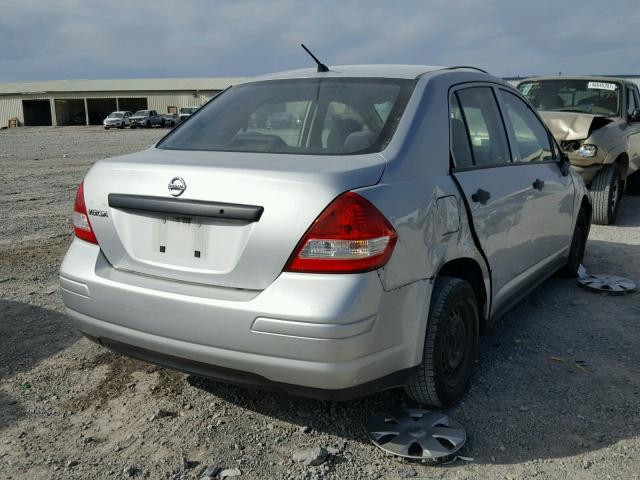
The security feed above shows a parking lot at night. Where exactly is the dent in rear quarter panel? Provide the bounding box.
[357,177,489,366]
[352,71,493,365]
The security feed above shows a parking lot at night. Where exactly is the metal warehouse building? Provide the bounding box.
[0,77,243,128]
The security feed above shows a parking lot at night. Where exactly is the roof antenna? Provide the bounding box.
[301,44,329,72]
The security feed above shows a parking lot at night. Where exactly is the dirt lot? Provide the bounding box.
[1,126,639,480]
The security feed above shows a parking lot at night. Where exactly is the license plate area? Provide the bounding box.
[112,209,253,275]
[155,215,208,261]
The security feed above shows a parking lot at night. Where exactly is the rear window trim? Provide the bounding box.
[156,77,417,156]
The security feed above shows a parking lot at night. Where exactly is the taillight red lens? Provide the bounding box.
[285,192,397,273]
[73,181,98,244]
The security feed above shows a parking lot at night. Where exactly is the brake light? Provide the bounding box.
[285,192,397,273]
[73,181,98,244]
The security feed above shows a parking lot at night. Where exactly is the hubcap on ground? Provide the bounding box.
[578,274,636,295]
[367,408,466,459]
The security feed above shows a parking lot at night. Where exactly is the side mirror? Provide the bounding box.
[630,108,640,122]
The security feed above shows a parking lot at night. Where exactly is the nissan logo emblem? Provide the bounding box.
[168,177,187,197]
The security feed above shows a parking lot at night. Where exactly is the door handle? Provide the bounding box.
[471,188,491,205]
[532,179,545,190]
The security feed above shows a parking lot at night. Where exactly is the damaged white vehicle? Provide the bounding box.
[519,77,640,224]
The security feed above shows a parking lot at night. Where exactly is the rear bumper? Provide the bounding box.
[60,239,429,396]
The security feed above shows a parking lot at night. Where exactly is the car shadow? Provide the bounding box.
[189,237,639,465]
[0,300,80,429]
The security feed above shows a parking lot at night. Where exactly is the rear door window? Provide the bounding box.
[500,91,554,163]
[454,87,511,167]
[450,95,473,168]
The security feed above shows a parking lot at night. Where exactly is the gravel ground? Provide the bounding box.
[1,126,639,480]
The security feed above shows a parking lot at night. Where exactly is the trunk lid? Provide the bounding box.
[84,147,386,290]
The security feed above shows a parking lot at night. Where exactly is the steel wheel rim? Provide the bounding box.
[444,307,466,373]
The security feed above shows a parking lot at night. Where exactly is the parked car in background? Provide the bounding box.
[518,76,640,224]
[162,113,178,128]
[178,107,199,123]
[129,110,164,129]
[61,65,591,408]
[103,111,132,129]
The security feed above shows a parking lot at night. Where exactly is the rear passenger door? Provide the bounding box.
[449,85,536,313]
[497,89,574,266]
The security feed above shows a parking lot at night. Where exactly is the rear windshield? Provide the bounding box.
[158,78,415,155]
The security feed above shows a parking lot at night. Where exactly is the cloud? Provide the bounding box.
[0,0,638,82]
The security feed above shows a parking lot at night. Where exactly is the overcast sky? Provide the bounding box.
[1,0,638,82]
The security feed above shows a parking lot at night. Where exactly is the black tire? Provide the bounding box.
[130,125,136,129]
[404,277,479,407]
[145,120,150,128]
[104,126,109,130]
[591,163,621,225]
[626,169,640,195]
[558,207,590,278]
[119,122,125,129]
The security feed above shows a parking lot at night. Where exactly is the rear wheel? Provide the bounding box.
[404,277,478,407]
[591,164,621,225]
[558,207,590,278]
[626,169,640,195]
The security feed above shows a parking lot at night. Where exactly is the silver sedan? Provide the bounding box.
[60,65,591,406]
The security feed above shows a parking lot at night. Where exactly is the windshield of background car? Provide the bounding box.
[133,110,148,116]
[108,112,123,118]
[158,78,416,155]
[518,80,621,117]
[180,107,197,114]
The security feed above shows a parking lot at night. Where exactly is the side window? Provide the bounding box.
[456,87,511,167]
[628,88,638,116]
[450,95,473,168]
[501,91,553,163]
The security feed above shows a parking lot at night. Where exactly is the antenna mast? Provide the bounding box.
[301,44,329,72]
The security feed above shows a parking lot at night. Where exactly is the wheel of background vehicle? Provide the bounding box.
[557,207,590,278]
[104,126,109,130]
[404,277,478,407]
[591,163,621,225]
[145,120,151,128]
[119,122,125,129]
[626,169,640,195]
[161,119,166,128]
[130,124,136,129]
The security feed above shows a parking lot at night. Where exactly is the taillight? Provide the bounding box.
[285,192,397,274]
[73,181,98,244]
